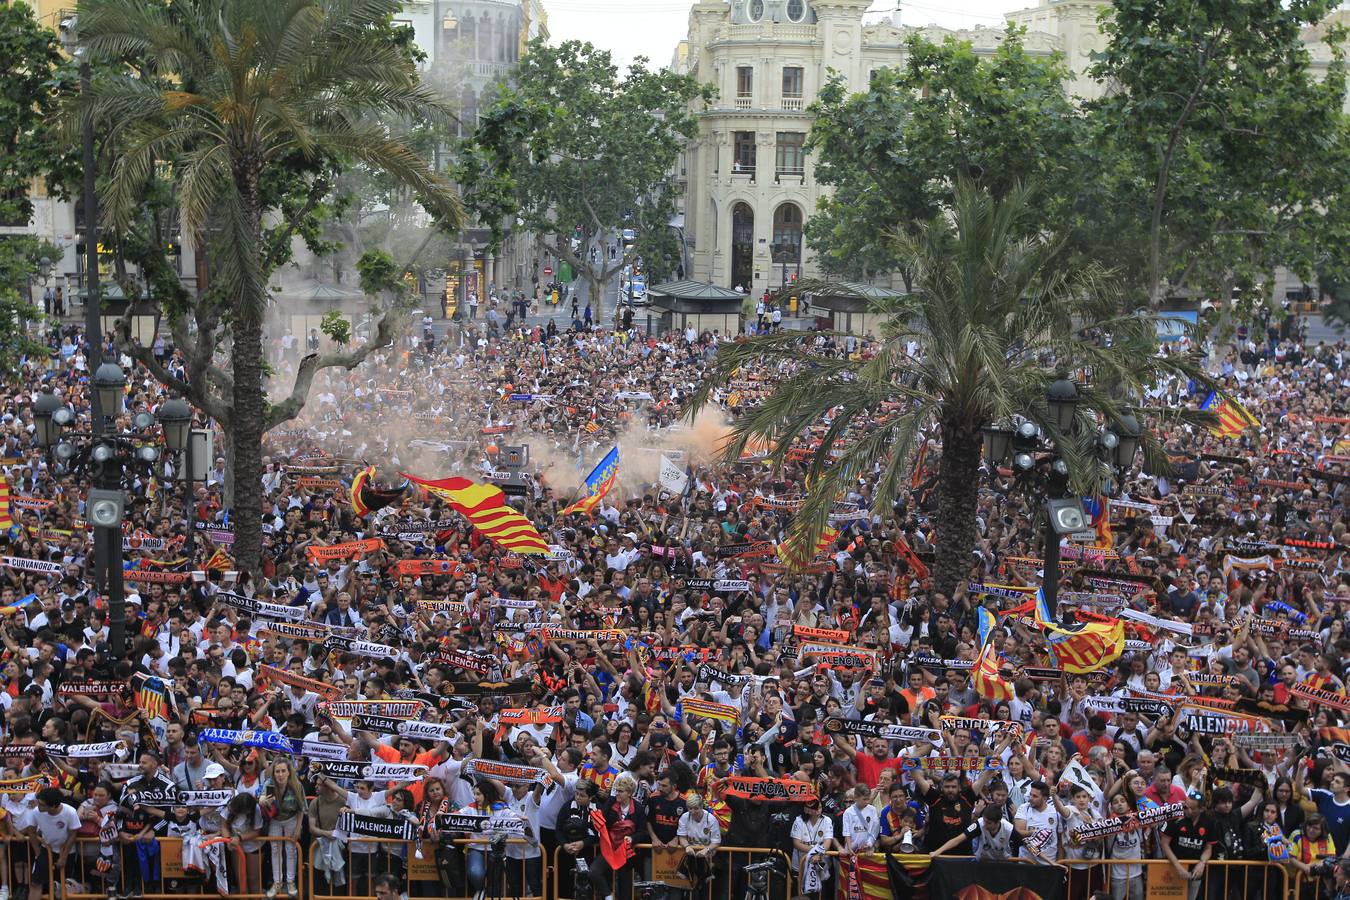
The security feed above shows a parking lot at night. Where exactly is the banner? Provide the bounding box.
[900,756,1002,771]
[306,538,386,563]
[350,714,403,735]
[1119,608,1192,636]
[679,698,740,725]
[288,739,350,761]
[1292,683,1350,713]
[319,700,427,720]
[538,626,627,643]
[215,591,304,622]
[1235,733,1302,750]
[659,456,689,495]
[45,741,129,759]
[795,642,878,672]
[432,649,493,676]
[198,729,293,753]
[1086,696,1174,719]
[338,810,416,842]
[1069,802,1185,844]
[913,654,974,672]
[58,680,126,697]
[0,556,65,575]
[0,775,44,796]
[722,776,817,801]
[462,759,548,786]
[823,717,941,744]
[123,568,192,584]
[939,717,1026,742]
[1181,709,1262,735]
[258,664,344,701]
[434,812,527,837]
[323,636,398,659]
[685,579,752,594]
[259,622,331,642]
[135,788,239,809]
[929,857,1064,900]
[792,624,852,644]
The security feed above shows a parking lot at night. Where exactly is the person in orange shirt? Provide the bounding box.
[898,667,936,721]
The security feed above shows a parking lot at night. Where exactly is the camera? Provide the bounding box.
[743,859,779,893]
[634,881,667,900]
[1312,857,1339,878]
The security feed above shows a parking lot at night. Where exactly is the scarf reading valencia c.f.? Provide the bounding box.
[258,663,344,700]
[462,759,549,785]
[722,776,818,801]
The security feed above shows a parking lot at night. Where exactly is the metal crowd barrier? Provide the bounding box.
[550,843,795,900]
[16,835,1302,900]
[59,835,304,900]
[813,851,1294,900]
[309,835,542,900]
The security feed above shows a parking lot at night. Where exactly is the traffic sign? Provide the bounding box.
[543,266,553,275]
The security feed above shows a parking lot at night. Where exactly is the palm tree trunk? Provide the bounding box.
[229,178,266,577]
[932,416,984,597]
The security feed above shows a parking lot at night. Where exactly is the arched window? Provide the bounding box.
[748,0,764,21]
[772,203,802,263]
[786,0,806,21]
[731,202,755,292]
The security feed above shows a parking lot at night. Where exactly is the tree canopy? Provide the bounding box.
[805,29,1085,287]
[75,0,463,572]
[457,39,710,308]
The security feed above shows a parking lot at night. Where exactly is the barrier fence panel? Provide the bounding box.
[310,835,542,900]
[56,835,303,900]
[551,844,794,900]
[811,851,1294,900]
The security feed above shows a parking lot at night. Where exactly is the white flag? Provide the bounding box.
[659,455,688,495]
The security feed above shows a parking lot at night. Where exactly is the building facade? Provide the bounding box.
[677,0,1349,300]
[397,0,549,294]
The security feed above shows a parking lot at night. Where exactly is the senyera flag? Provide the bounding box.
[403,474,548,554]
[561,447,619,518]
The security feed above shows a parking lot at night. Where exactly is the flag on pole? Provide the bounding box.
[776,526,838,572]
[0,477,12,533]
[561,448,619,518]
[402,474,549,554]
[1033,587,1125,673]
[1200,391,1259,438]
[972,607,1014,702]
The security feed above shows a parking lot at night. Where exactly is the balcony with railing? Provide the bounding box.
[735,95,752,109]
[731,162,756,181]
[781,96,804,111]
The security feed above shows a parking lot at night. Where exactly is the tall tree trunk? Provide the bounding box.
[932,416,983,597]
[230,177,266,577]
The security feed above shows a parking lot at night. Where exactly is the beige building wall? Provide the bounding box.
[679,0,1350,299]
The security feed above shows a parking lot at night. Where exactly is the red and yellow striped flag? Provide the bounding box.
[972,640,1014,702]
[0,477,12,532]
[561,471,616,518]
[402,474,549,555]
[776,526,839,573]
[1201,390,1259,438]
[204,548,233,572]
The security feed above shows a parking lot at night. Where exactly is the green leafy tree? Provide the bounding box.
[76,0,463,574]
[1087,0,1350,309]
[689,182,1202,595]
[457,39,710,312]
[0,1,79,376]
[805,29,1085,289]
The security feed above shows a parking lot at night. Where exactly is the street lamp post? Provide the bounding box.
[32,373,177,656]
[981,379,1144,617]
[157,398,196,558]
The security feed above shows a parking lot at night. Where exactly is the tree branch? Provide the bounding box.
[264,307,401,429]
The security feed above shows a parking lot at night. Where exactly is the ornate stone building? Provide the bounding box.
[675,0,1350,299]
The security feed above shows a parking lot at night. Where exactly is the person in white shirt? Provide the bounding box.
[841,785,880,855]
[22,788,83,896]
[677,794,721,890]
[1015,781,1062,865]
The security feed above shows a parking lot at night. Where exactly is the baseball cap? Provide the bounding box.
[203,763,227,780]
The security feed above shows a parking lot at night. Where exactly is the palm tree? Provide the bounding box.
[689,181,1203,596]
[75,0,463,574]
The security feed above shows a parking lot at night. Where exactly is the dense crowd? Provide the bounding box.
[2,305,1350,900]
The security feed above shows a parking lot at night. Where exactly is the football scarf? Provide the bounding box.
[723,777,818,801]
